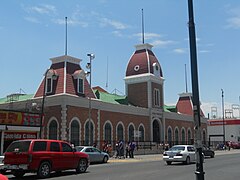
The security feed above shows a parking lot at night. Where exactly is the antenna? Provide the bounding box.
[65,17,68,55]
[141,9,145,44]
[185,64,188,93]
[106,56,109,90]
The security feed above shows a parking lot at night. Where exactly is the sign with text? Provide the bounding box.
[0,110,41,126]
[4,132,37,140]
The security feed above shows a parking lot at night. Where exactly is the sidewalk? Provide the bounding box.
[108,149,240,163]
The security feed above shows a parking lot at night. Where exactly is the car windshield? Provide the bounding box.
[75,147,84,151]
[6,141,31,153]
[169,146,185,151]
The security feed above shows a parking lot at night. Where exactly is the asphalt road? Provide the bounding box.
[6,150,240,180]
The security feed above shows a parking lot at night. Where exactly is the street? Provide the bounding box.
[6,151,240,180]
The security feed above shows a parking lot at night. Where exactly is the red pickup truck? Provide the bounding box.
[0,139,89,178]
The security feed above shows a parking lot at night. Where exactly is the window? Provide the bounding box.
[77,78,84,94]
[50,142,60,152]
[167,128,172,145]
[49,120,58,140]
[154,89,160,107]
[188,129,192,145]
[181,129,186,144]
[62,143,72,152]
[104,123,112,142]
[6,141,31,153]
[175,128,179,145]
[117,124,124,141]
[33,141,47,151]
[153,63,160,76]
[128,125,134,141]
[46,77,53,93]
[71,120,80,146]
[85,121,93,145]
[139,126,145,141]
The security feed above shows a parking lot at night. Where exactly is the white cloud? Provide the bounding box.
[100,17,128,30]
[112,31,123,37]
[24,17,41,24]
[226,17,240,29]
[199,50,210,53]
[52,18,88,28]
[151,39,175,47]
[23,4,57,15]
[173,48,187,54]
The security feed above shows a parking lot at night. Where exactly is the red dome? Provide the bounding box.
[126,44,163,77]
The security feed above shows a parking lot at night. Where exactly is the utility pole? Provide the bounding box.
[187,0,205,179]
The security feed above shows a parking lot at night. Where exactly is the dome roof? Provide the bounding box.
[126,43,163,77]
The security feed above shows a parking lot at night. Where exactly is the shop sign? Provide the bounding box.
[4,132,37,140]
[0,110,41,126]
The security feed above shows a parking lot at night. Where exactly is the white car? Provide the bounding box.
[75,146,109,164]
[163,145,196,165]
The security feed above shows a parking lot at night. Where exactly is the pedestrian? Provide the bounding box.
[119,140,124,159]
[129,141,136,158]
[125,142,130,158]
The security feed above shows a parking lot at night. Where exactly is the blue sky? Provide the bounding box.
[1,0,240,117]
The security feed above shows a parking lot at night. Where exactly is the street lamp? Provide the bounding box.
[187,0,204,179]
[221,89,226,149]
[86,53,95,145]
[39,69,57,138]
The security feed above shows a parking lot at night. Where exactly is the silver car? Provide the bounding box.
[163,145,196,165]
[75,146,109,164]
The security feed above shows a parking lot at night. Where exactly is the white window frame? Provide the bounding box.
[46,77,53,93]
[77,78,84,94]
[154,88,160,107]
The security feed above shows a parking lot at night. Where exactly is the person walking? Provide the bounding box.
[125,142,130,158]
[129,141,136,158]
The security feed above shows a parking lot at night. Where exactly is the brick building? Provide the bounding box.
[0,43,207,153]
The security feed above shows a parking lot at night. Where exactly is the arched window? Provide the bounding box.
[175,128,179,145]
[71,120,80,146]
[153,120,160,142]
[49,120,57,140]
[139,125,145,142]
[181,129,186,144]
[128,125,134,141]
[85,121,93,145]
[117,124,124,141]
[167,127,172,145]
[104,122,112,143]
[188,129,192,145]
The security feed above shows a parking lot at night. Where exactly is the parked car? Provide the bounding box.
[75,146,109,164]
[0,139,89,178]
[202,145,215,158]
[163,145,196,165]
[228,141,240,149]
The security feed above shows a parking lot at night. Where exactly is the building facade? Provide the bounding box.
[0,43,207,154]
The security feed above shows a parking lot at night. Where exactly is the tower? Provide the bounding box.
[124,43,165,142]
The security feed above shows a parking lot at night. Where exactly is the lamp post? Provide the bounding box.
[39,69,49,138]
[86,53,95,145]
[187,0,204,179]
[221,89,226,149]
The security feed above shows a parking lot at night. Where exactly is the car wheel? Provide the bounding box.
[37,161,51,179]
[12,170,25,178]
[166,161,172,165]
[185,156,190,165]
[76,159,88,173]
[103,156,108,163]
[211,154,215,158]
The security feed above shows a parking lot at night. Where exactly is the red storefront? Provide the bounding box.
[0,110,41,154]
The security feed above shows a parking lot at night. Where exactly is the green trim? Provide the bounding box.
[0,94,34,104]
[94,90,129,105]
